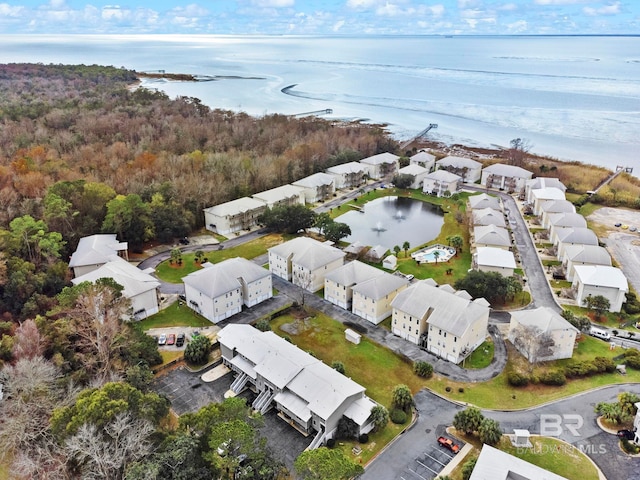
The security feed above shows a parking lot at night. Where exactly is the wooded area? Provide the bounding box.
[0,63,399,479]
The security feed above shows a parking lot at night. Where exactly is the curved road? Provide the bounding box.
[362,384,640,480]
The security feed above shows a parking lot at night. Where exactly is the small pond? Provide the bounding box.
[335,196,444,251]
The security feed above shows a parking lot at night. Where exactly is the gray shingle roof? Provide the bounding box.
[391,281,489,337]
[474,224,511,246]
[472,208,506,227]
[292,172,335,188]
[540,199,575,214]
[69,234,127,268]
[359,152,400,165]
[548,212,587,228]
[426,169,462,182]
[182,257,270,298]
[203,196,266,217]
[269,237,345,270]
[555,227,598,245]
[325,260,384,286]
[510,307,578,334]
[71,255,159,297]
[483,163,533,178]
[468,193,501,210]
[351,273,408,300]
[436,156,482,169]
[526,177,567,192]
[564,244,611,265]
[326,161,367,174]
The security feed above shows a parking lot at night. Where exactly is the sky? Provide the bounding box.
[0,0,638,35]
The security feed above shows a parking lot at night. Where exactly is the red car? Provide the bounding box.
[438,436,460,454]
[167,333,176,345]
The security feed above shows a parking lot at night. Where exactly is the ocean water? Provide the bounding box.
[2,34,639,172]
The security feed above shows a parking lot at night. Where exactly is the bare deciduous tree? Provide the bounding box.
[64,413,155,480]
[508,138,532,167]
[0,357,76,479]
[12,318,46,360]
[511,324,555,369]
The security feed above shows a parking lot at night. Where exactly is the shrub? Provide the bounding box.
[413,360,434,378]
[625,355,640,370]
[255,319,271,332]
[621,438,640,454]
[184,334,211,365]
[332,361,346,374]
[326,438,336,448]
[564,361,598,378]
[359,433,369,444]
[593,356,616,373]
[390,408,407,425]
[540,370,566,386]
[462,458,477,480]
[445,386,452,392]
[458,387,464,393]
[507,371,529,387]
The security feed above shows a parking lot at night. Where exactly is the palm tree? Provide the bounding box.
[393,245,401,257]
[402,241,410,257]
[433,250,440,264]
[449,235,464,255]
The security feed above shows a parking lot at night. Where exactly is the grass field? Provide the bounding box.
[138,302,212,329]
[449,435,598,480]
[271,310,640,411]
[464,340,494,369]
[155,233,286,283]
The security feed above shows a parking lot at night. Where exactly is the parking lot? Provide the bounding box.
[151,362,311,472]
[397,444,457,480]
[146,325,220,351]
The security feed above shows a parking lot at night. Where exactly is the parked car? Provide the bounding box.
[176,333,185,347]
[178,294,186,302]
[617,430,635,440]
[630,226,638,232]
[167,333,176,345]
[158,333,167,345]
[437,436,460,454]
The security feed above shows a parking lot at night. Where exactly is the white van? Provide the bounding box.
[589,326,611,341]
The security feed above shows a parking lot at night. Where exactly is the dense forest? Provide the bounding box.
[0,63,398,320]
[0,64,398,479]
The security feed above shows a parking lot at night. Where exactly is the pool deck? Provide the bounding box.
[411,244,456,264]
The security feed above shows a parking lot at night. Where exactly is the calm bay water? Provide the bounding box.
[2,34,639,171]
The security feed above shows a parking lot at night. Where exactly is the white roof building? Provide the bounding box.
[525,177,567,203]
[531,188,567,215]
[554,227,599,259]
[508,307,578,362]
[572,265,629,313]
[391,280,490,362]
[436,156,482,183]
[218,324,377,446]
[292,173,335,203]
[545,211,587,231]
[269,237,345,292]
[481,163,533,193]
[351,273,409,324]
[359,152,400,179]
[203,197,267,235]
[474,224,511,249]
[409,150,436,171]
[468,193,501,211]
[183,257,273,323]
[252,184,306,208]
[472,207,507,228]
[475,247,517,276]
[422,169,463,197]
[326,162,368,189]
[69,234,128,277]
[470,445,568,480]
[562,244,611,281]
[324,260,385,309]
[540,200,578,228]
[397,163,429,189]
[71,255,159,320]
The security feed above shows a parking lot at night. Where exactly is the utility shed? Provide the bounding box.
[345,329,362,345]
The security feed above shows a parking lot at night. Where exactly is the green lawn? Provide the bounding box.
[270,311,425,407]
[138,302,212,329]
[271,309,640,411]
[464,340,494,369]
[155,233,286,283]
[563,304,639,330]
[500,436,599,480]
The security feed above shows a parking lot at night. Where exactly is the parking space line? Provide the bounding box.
[406,467,429,480]
[416,459,440,475]
[422,451,447,468]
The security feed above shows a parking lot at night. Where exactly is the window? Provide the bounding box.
[439,329,442,336]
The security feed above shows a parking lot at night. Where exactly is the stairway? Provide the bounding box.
[230,372,249,394]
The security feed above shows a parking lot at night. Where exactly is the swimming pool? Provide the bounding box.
[411,244,456,264]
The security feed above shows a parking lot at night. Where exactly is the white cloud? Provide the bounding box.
[506,19,528,32]
[458,0,482,8]
[534,0,588,5]
[333,19,345,31]
[49,0,66,8]
[498,3,518,11]
[583,2,621,16]
[346,0,381,8]
[251,0,294,7]
[0,3,25,16]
